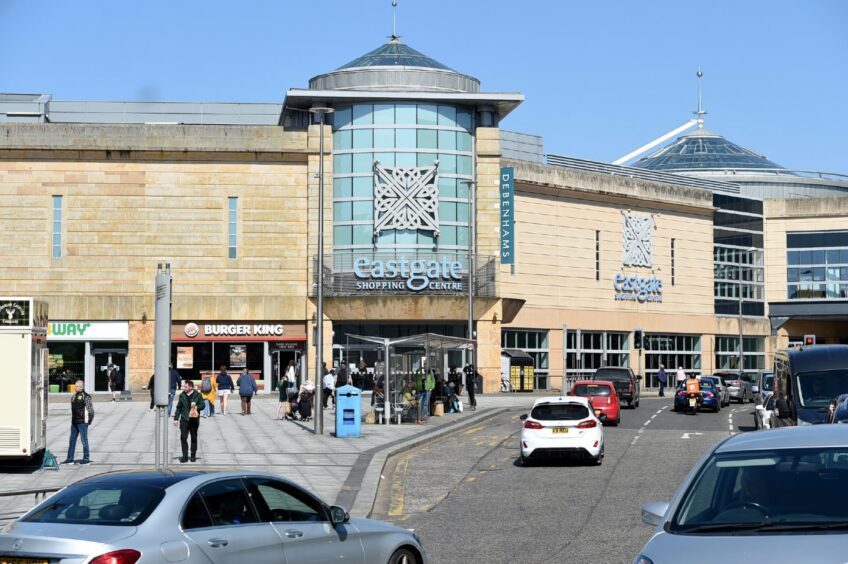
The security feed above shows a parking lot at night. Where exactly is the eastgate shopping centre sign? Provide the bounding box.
[353,256,465,293]
[613,273,663,303]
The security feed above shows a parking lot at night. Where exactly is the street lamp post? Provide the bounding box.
[460,179,477,372]
[310,106,334,436]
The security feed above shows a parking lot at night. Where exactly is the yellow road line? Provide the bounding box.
[388,454,410,517]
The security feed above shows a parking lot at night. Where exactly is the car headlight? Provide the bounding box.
[633,556,655,564]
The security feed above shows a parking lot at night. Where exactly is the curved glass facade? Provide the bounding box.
[332,102,474,254]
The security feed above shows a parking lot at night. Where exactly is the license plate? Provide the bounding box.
[0,559,50,564]
[689,398,697,407]
[552,427,568,434]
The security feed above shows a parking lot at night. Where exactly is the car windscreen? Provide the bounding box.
[796,370,848,408]
[761,373,774,391]
[22,483,165,526]
[531,403,590,421]
[572,384,612,397]
[593,369,629,380]
[671,447,848,533]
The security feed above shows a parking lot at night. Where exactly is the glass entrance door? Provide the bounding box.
[92,349,127,392]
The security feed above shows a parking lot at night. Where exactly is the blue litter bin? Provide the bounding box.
[335,385,361,438]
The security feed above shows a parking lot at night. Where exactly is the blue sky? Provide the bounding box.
[1,0,846,173]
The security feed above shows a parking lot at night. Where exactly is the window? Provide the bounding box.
[23,484,164,526]
[245,478,326,523]
[671,238,676,286]
[228,197,237,259]
[182,493,214,530]
[786,237,848,300]
[52,195,62,259]
[199,479,258,526]
[564,330,630,382]
[595,230,600,281]
[502,330,550,389]
[644,334,701,387]
[715,336,765,376]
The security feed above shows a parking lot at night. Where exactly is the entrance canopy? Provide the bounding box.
[346,332,473,425]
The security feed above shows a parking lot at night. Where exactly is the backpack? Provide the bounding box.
[201,377,212,394]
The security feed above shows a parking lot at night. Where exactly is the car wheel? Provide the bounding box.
[519,452,530,467]
[593,445,604,466]
[754,413,759,430]
[388,547,420,564]
[714,405,720,413]
[635,398,640,408]
[628,401,634,409]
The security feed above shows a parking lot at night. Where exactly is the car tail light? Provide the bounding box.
[524,420,543,429]
[89,550,142,564]
[677,390,685,397]
[628,380,634,392]
[577,419,597,429]
[607,396,612,404]
[704,392,714,398]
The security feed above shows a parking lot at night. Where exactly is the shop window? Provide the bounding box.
[437,105,457,127]
[438,130,456,150]
[457,156,473,176]
[352,129,372,149]
[333,106,352,128]
[417,104,438,125]
[373,104,394,124]
[333,154,352,174]
[395,104,416,125]
[334,130,352,150]
[417,152,437,167]
[352,177,372,198]
[48,342,85,391]
[374,129,394,149]
[352,153,373,173]
[334,178,352,198]
[334,202,352,222]
[395,152,417,167]
[352,104,373,125]
[417,129,438,149]
[375,152,395,167]
[457,132,473,151]
[440,178,457,198]
[456,110,473,131]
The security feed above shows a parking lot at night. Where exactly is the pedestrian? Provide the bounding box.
[167,364,182,415]
[285,360,297,389]
[200,372,217,417]
[415,363,435,424]
[172,379,204,463]
[464,363,478,411]
[106,363,123,402]
[336,364,350,389]
[237,368,257,415]
[676,366,687,387]
[147,373,155,410]
[322,369,335,409]
[657,364,667,397]
[297,379,315,421]
[216,365,234,415]
[276,371,293,420]
[61,379,94,465]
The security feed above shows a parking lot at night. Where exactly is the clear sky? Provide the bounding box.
[1,0,846,173]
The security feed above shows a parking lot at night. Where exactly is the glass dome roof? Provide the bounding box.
[633,129,785,171]
[336,38,455,72]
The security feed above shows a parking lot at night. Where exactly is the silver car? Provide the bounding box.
[0,470,425,564]
[723,373,754,403]
[635,426,848,564]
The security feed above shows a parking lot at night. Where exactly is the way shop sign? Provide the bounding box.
[613,273,663,303]
[353,256,465,293]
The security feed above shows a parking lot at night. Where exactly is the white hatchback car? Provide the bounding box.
[519,396,605,465]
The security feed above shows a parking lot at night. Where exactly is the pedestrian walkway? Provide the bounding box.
[0,392,537,521]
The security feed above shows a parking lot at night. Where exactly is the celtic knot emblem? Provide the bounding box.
[623,214,653,267]
[373,161,440,237]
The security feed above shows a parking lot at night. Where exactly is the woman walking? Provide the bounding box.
[237,368,257,415]
[216,365,234,415]
[200,372,218,417]
[276,370,293,420]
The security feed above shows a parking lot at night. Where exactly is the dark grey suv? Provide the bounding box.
[592,367,641,408]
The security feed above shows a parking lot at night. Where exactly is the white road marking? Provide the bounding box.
[681,432,704,439]
[655,409,663,415]
[630,435,640,445]
[644,419,652,426]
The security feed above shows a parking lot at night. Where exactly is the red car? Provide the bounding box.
[569,380,621,425]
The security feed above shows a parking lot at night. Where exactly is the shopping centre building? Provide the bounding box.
[2,35,847,394]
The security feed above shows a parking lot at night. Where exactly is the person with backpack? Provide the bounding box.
[216,365,234,415]
[200,373,217,417]
[237,368,257,415]
[172,379,204,463]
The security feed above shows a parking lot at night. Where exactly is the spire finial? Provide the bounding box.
[390,0,399,41]
[693,67,706,128]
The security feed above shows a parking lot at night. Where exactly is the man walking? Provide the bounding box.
[415,363,435,424]
[167,364,182,415]
[657,364,667,397]
[464,363,478,411]
[237,368,257,415]
[62,379,94,465]
[322,369,335,409]
[173,379,204,463]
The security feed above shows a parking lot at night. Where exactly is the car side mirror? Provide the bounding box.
[329,505,349,525]
[520,414,528,421]
[641,501,669,527]
[636,375,643,380]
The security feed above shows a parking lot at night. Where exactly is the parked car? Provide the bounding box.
[718,371,754,403]
[519,396,604,465]
[0,470,426,564]
[673,378,720,413]
[754,394,774,430]
[701,375,729,407]
[636,425,848,564]
[592,367,641,408]
[756,370,774,404]
[569,380,621,425]
[770,344,848,427]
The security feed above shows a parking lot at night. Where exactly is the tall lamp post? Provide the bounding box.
[310,106,334,436]
[460,179,477,372]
